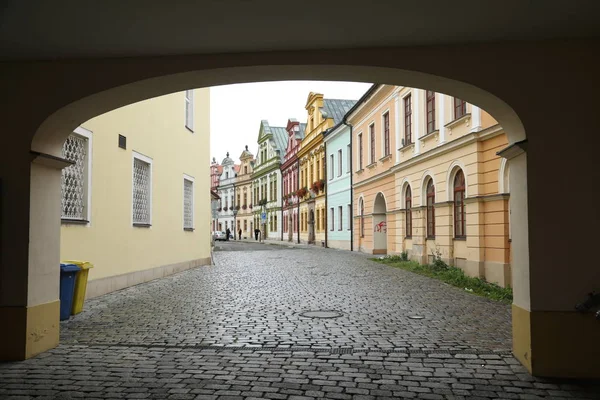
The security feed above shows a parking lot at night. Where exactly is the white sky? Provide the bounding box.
[210,81,373,164]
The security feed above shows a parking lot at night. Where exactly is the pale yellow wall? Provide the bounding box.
[60,89,211,282]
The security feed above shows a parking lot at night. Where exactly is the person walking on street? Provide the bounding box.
[226,228,231,241]
[254,228,259,241]
[238,228,242,240]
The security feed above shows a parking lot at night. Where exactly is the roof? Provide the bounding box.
[321,99,358,125]
[217,165,223,175]
[233,164,240,173]
[271,126,288,162]
[297,123,307,140]
[323,85,379,138]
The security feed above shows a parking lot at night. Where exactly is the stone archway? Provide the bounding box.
[372,193,388,255]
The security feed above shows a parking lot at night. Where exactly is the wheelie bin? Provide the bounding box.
[62,260,94,315]
[59,263,80,321]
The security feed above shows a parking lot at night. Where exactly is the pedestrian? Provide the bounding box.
[238,228,242,240]
[226,227,230,241]
[254,228,259,241]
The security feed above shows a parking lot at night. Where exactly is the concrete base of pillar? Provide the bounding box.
[512,304,600,379]
[0,300,60,361]
[86,257,211,299]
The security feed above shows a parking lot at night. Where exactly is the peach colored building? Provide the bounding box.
[351,84,511,287]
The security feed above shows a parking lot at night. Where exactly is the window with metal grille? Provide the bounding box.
[405,185,412,238]
[383,112,390,156]
[61,133,89,221]
[426,90,436,133]
[369,124,375,164]
[454,98,467,119]
[404,95,412,145]
[454,170,466,238]
[183,177,194,229]
[426,179,435,238]
[185,90,194,131]
[132,156,152,225]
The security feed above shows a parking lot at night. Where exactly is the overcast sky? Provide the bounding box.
[210,81,373,164]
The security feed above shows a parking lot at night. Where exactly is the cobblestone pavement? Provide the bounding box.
[1,244,599,399]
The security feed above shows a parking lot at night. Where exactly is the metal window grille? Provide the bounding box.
[61,134,88,220]
[133,158,151,224]
[184,179,194,228]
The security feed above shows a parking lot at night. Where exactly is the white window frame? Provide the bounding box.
[61,126,93,224]
[337,149,342,177]
[338,206,343,231]
[347,204,352,230]
[330,207,335,231]
[183,174,195,230]
[132,151,153,226]
[185,89,194,132]
[329,154,334,180]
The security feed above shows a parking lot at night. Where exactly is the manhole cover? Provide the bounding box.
[299,310,344,319]
[408,315,425,320]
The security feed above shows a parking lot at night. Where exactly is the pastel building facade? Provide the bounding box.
[235,146,255,238]
[351,84,511,287]
[215,153,239,233]
[252,120,286,240]
[323,122,352,250]
[60,89,212,298]
[298,93,356,245]
[281,119,305,243]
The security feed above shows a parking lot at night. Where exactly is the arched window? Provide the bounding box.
[359,198,365,237]
[426,180,435,238]
[405,186,412,238]
[454,170,466,238]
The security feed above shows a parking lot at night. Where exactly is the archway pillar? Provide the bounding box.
[0,145,65,360]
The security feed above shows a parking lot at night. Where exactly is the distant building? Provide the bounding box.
[235,146,255,238]
[297,93,356,245]
[323,121,352,250]
[281,119,305,243]
[252,120,286,240]
[215,153,238,233]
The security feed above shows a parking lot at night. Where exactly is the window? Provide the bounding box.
[405,186,412,238]
[454,98,467,119]
[404,95,412,145]
[358,133,363,170]
[274,215,277,232]
[244,166,248,174]
[185,90,194,131]
[244,220,247,231]
[330,207,334,231]
[183,176,194,230]
[321,208,325,232]
[359,198,365,237]
[132,152,152,226]
[338,206,343,231]
[426,90,436,133]
[61,130,91,221]
[337,149,342,177]
[330,154,334,180]
[426,179,435,238]
[347,144,351,173]
[369,124,375,164]
[316,159,320,180]
[454,170,466,238]
[383,112,390,156]
[273,178,277,199]
[347,204,351,230]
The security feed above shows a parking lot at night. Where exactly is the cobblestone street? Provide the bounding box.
[1,243,599,399]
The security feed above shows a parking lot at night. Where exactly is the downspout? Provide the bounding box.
[280,168,284,242]
[324,138,328,248]
[296,159,300,244]
[343,117,354,252]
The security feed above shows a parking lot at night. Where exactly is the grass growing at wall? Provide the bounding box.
[373,253,513,304]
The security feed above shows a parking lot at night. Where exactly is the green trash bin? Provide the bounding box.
[61,260,94,315]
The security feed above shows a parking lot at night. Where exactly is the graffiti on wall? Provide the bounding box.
[374,221,387,233]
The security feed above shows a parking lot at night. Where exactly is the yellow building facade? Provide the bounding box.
[235,146,255,239]
[60,89,212,298]
[352,85,511,287]
[298,93,356,245]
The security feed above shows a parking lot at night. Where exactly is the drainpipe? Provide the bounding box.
[280,169,284,242]
[296,159,300,244]
[343,117,354,252]
[324,139,328,248]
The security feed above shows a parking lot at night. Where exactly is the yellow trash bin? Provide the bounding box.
[61,260,93,315]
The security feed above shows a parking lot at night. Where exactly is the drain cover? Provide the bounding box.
[408,315,425,320]
[299,310,344,319]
